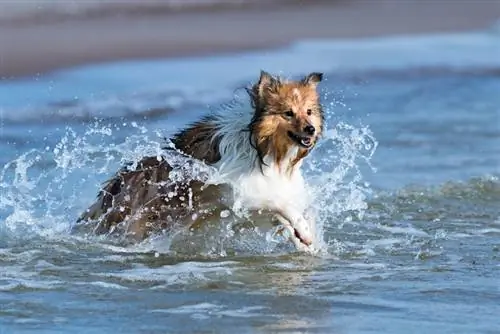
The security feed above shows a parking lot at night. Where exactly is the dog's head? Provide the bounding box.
[248,70,324,168]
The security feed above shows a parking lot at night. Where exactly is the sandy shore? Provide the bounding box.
[0,0,499,79]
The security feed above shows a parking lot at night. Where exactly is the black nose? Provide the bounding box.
[304,125,315,135]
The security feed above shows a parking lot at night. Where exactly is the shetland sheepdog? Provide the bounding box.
[77,70,324,252]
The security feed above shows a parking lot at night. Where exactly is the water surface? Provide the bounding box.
[1,30,499,333]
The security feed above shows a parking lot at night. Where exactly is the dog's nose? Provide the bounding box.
[304,125,315,135]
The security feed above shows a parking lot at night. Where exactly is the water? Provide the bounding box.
[1,29,499,333]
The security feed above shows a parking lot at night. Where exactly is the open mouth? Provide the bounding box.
[287,131,313,148]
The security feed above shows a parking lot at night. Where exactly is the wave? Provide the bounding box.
[0,87,232,124]
[2,67,500,125]
[366,176,500,229]
[1,27,499,123]
[323,176,500,258]
[385,176,500,202]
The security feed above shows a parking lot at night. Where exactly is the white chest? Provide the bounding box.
[232,163,309,213]
[212,147,316,250]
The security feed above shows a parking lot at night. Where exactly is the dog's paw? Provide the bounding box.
[292,216,314,246]
[273,212,316,250]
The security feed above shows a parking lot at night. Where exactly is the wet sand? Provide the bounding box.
[0,0,499,79]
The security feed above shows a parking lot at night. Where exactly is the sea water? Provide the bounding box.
[0,28,499,333]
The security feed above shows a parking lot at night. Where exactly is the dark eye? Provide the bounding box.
[284,110,294,118]
[307,109,312,116]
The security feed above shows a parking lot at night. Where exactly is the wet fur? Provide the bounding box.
[77,70,324,247]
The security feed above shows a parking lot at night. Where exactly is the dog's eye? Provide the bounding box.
[306,109,312,116]
[284,110,294,118]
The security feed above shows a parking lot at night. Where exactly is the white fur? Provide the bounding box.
[206,106,316,250]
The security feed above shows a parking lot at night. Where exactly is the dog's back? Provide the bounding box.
[76,115,230,241]
[76,153,229,241]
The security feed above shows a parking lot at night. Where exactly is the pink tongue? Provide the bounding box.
[302,138,311,145]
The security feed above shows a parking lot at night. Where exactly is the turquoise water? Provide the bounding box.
[1,30,499,333]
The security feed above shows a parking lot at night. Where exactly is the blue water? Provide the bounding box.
[1,29,499,333]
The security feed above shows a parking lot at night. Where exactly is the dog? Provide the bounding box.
[76,70,324,251]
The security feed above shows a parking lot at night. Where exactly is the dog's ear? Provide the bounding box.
[302,72,323,88]
[257,70,279,96]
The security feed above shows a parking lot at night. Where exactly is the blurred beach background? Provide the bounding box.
[0,1,499,333]
[1,0,500,77]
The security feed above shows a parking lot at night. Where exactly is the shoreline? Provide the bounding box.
[1,0,499,79]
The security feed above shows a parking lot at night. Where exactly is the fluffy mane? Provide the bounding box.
[170,100,260,179]
[170,71,323,180]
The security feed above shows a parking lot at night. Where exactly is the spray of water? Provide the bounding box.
[0,93,378,255]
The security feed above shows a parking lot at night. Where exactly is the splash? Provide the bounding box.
[301,91,378,252]
[0,120,164,245]
[0,95,378,255]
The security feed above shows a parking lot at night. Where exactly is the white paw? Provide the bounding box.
[292,216,314,246]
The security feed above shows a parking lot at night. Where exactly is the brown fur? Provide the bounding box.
[76,155,230,241]
[170,116,221,164]
[76,70,323,243]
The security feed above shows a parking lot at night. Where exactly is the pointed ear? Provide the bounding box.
[259,70,273,86]
[302,72,323,88]
[257,70,278,96]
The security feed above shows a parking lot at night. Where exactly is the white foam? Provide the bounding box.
[377,224,429,237]
[468,228,500,235]
[96,261,236,285]
[79,281,129,290]
[0,278,65,291]
[151,303,269,319]
[151,302,220,314]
